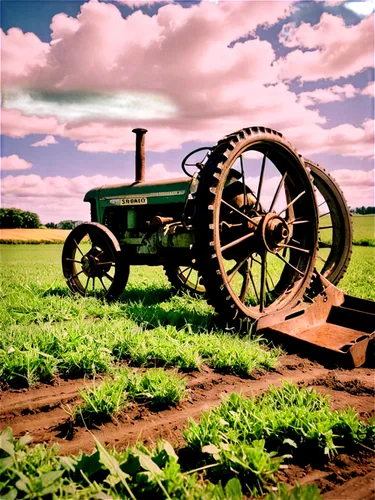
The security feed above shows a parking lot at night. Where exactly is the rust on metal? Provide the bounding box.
[132,128,148,183]
[256,274,375,367]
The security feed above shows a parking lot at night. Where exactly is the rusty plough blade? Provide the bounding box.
[256,276,375,368]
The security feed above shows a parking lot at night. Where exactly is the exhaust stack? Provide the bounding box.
[132,128,147,182]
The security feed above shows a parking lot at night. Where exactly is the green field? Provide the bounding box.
[351,214,375,246]
[0,244,374,499]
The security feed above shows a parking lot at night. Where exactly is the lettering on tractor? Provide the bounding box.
[62,126,375,368]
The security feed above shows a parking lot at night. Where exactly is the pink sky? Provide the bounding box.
[1,0,374,222]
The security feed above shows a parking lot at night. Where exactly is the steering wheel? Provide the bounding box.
[181,147,212,178]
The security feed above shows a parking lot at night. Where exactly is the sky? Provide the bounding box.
[1,0,374,223]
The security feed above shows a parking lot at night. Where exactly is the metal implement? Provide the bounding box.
[62,125,374,367]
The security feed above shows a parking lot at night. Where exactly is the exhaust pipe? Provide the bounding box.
[132,128,147,182]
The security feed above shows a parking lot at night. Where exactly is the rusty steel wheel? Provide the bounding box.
[62,222,129,300]
[164,264,206,296]
[305,159,353,285]
[195,126,318,322]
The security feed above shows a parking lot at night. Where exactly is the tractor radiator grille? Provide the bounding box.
[103,207,127,240]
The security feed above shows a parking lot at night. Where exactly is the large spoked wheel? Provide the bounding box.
[305,159,353,285]
[196,127,319,322]
[62,223,129,300]
[164,264,206,296]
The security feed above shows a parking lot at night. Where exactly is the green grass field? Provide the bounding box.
[0,243,374,499]
[351,214,375,246]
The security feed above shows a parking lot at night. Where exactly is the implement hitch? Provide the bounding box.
[256,274,375,368]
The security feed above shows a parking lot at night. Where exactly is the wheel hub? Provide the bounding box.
[81,247,103,277]
[262,214,289,253]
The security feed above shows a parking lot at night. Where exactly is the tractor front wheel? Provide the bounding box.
[62,223,129,300]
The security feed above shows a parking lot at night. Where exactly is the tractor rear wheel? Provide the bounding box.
[306,160,353,285]
[62,222,129,300]
[195,126,319,323]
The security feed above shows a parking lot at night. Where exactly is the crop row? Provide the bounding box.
[0,317,279,387]
[2,383,373,499]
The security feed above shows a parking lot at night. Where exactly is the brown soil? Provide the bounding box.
[1,354,374,499]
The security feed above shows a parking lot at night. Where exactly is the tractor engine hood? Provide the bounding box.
[84,177,194,207]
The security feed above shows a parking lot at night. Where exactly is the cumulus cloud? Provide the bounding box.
[0,163,182,221]
[1,155,33,171]
[0,1,373,159]
[31,135,59,147]
[285,118,374,158]
[278,13,374,81]
[330,168,374,207]
[362,81,374,97]
[297,84,358,107]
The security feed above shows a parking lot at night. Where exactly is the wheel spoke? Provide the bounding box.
[319,242,332,249]
[104,272,114,282]
[239,154,247,208]
[290,220,311,225]
[66,258,82,264]
[319,211,330,218]
[275,252,304,276]
[70,270,84,280]
[185,267,193,283]
[227,255,251,283]
[178,267,190,277]
[84,277,90,296]
[221,199,258,226]
[73,239,84,257]
[256,151,267,211]
[259,252,267,312]
[220,231,255,253]
[317,254,327,264]
[97,262,114,267]
[318,200,327,208]
[277,191,305,217]
[278,243,310,254]
[92,277,95,292]
[320,225,333,230]
[269,172,287,212]
[99,276,108,293]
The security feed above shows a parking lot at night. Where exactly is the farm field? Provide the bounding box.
[0,244,374,499]
[0,228,70,243]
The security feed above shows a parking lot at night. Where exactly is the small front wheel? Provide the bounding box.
[62,223,129,300]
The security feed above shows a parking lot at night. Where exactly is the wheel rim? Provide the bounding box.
[176,266,206,294]
[307,160,352,285]
[199,132,318,320]
[62,223,127,299]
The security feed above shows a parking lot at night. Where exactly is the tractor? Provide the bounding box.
[62,127,374,367]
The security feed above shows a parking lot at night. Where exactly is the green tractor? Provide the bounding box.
[62,127,374,366]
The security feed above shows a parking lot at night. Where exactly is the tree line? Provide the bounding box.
[350,207,375,215]
[0,208,83,229]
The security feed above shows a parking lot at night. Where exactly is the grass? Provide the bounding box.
[0,424,323,500]
[183,383,375,494]
[2,383,370,498]
[351,214,375,246]
[75,367,186,420]
[0,245,279,387]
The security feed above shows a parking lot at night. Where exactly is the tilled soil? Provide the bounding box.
[1,354,374,499]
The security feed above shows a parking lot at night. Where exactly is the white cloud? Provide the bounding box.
[278,13,374,82]
[330,168,374,207]
[361,81,374,97]
[297,84,358,107]
[31,135,59,147]
[0,163,182,222]
[1,155,32,171]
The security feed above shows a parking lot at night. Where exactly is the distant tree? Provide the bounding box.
[45,222,57,229]
[0,208,40,228]
[57,220,76,230]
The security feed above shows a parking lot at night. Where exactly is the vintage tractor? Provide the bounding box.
[62,127,374,367]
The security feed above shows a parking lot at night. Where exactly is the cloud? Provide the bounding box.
[116,0,174,6]
[0,163,181,222]
[297,84,358,107]
[31,135,59,147]
[0,2,373,159]
[1,155,33,171]
[285,118,374,158]
[278,13,374,81]
[362,81,374,97]
[330,168,374,207]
